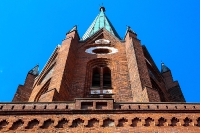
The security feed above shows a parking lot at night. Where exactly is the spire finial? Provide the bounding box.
[100,6,105,12]
[161,60,164,65]
[126,25,131,30]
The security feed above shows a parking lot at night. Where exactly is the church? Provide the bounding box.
[0,7,200,132]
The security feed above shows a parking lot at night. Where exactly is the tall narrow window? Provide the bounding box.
[90,66,112,98]
[91,66,111,89]
[103,67,111,88]
[92,67,100,88]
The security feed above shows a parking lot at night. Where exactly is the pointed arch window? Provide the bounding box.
[91,66,111,89]
[103,67,111,88]
[92,67,100,87]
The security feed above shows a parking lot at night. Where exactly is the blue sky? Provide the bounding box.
[0,1,200,102]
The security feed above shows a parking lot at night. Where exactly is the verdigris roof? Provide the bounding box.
[28,65,39,76]
[161,62,170,73]
[82,7,121,40]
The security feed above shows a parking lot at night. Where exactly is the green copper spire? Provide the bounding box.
[82,7,121,40]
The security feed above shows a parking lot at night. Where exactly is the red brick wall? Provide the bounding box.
[162,71,185,102]
[142,46,172,102]
[124,32,153,102]
[1,102,200,132]
[58,31,80,101]
[27,29,184,103]
[12,73,36,102]
[29,29,136,102]
[70,29,133,102]
[28,47,59,102]
[28,30,79,102]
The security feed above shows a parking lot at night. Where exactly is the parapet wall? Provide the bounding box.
[0,99,200,132]
[1,99,199,111]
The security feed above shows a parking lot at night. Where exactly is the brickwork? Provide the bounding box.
[28,29,136,102]
[28,47,59,102]
[162,71,178,89]
[26,27,186,103]
[1,101,200,132]
[58,31,79,101]
[8,6,191,132]
[75,29,133,102]
[162,70,185,102]
[12,73,37,102]
[29,30,80,102]
[142,46,172,102]
[124,32,148,102]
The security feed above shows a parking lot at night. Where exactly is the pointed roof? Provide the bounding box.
[66,25,80,40]
[82,7,121,40]
[28,65,39,76]
[124,26,137,39]
[67,25,77,34]
[161,62,170,73]
[126,26,136,34]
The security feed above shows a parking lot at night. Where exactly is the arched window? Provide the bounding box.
[85,58,113,98]
[91,66,112,89]
[103,67,111,88]
[92,67,100,87]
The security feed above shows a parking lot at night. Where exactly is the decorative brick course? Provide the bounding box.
[0,100,200,132]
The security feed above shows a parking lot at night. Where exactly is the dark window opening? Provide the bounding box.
[90,66,112,98]
[81,102,93,109]
[96,102,107,109]
[92,67,100,87]
[92,48,111,54]
[103,95,112,98]
[103,67,111,88]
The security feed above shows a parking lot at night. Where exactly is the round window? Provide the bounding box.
[85,46,118,55]
[92,48,111,54]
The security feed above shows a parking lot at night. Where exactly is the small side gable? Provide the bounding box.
[80,28,122,48]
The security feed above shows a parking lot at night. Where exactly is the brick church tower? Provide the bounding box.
[13,6,185,103]
[1,7,200,132]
